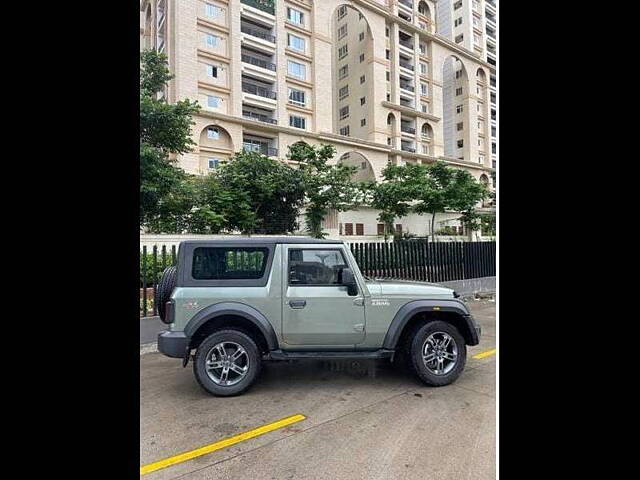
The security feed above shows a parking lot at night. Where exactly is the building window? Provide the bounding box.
[419,43,426,54]
[456,122,463,131]
[395,224,403,234]
[456,87,463,96]
[287,60,306,80]
[339,65,349,80]
[340,125,350,136]
[387,137,392,145]
[355,223,364,236]
[492,143,496,154]
[338,44,348,59]
[455,34,464,43]
[288,88,306,106]
[360,75,366,84]
[386,49,390,59]
[455,69,462,79]
[207,96,221,108]
[205,34,219,47]
[456,105,463,114]
[206,65,218,78]
[386,71,390,81]
[339,85,349,100]
[205,3,221,17]
[337,5,347,20]
[208,157,221,169]
[387,93,391,101]
[287,7,304,25]
[454,17,463,27]
[479,155,485,164]
[491,126,496,136]
[344,223,353,235]
[420,62,427,74]
[360,118,366,126]
[359,53,365,63]
[457,139,464,148]
[339,106,349,120]
[207,127,220,139]
[288,34,305,52]
[360,96,366,106]
[421,104,428,113]
[289,115,306,129]
[377,224,385,235]
[338,24,347,40]
[420,83,428,95]
[454,0,462,10]
[359,32,365,41]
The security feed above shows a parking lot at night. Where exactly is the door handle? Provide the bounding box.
[289,300,306,309]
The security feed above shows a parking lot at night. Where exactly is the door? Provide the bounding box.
[282,246,365,346]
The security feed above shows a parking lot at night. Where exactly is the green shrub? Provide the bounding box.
[140,250,176,287]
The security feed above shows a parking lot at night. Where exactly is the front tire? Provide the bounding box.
[408,320,466,387]
[193,329,262,396]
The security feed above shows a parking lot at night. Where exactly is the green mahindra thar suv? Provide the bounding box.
[156,238,481,396]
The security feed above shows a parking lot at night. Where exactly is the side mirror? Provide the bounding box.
[342,268,358,296]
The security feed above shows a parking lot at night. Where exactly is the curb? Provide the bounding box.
[140,343,158,356]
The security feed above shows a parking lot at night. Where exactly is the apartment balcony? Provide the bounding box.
[399,97,415,109]
[401,142,416,153]
[398,0,413,8]
[399,60,415,71]
[242,53,276,71]
[400,83,415,93]
[241,23,276,43]
[240,0,275,15]
[242,142,278,156]
[472,1,481,13]
[242,82,277,99]
[243,109,277,124]
[399,39,414,50]
[401,125,416,135]
[486,27,496,40]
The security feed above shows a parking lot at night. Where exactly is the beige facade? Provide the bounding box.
[140,0,496,238]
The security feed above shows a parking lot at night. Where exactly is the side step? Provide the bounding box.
[264,349,394,361]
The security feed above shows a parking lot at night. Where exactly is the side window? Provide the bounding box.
[192,247,268,280]
[288,249,348,286]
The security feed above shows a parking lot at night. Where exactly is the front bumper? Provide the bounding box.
[158,330,189,358]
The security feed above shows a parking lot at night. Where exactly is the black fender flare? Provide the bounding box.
[184,302,279,351]
[382,299,479,348]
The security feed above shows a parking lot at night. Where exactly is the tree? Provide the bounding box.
[287,143,362,238]
[409,162,488,241]
[367,164,415,241]
[214,151,306,235]
[140,49,200,230]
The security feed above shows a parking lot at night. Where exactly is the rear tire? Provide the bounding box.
[408,320,466,387]
[193,329,262,397]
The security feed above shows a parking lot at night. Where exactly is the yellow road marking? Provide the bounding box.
[472,348,496,359]
[140,413,306,476]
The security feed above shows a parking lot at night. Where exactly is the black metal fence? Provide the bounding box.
[139,240,496,317]
[348,240,495,284]
[140,245,177,318]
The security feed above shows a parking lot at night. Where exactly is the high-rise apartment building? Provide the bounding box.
[140,0,496,238]
[436,0,496,179]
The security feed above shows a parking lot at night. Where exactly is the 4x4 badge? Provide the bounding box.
[183,301,199,310]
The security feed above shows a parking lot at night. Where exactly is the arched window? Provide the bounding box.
[418,1,430,17]
[421,123,433,139]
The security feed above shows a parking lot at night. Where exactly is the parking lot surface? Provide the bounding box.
[140,300,496,480]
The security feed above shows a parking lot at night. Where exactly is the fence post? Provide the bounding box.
[141,246,147,317]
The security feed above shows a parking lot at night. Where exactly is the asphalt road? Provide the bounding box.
[140,300,496,480]
[141,316,164,345]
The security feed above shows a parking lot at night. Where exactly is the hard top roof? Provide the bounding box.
[179,237,344,245]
